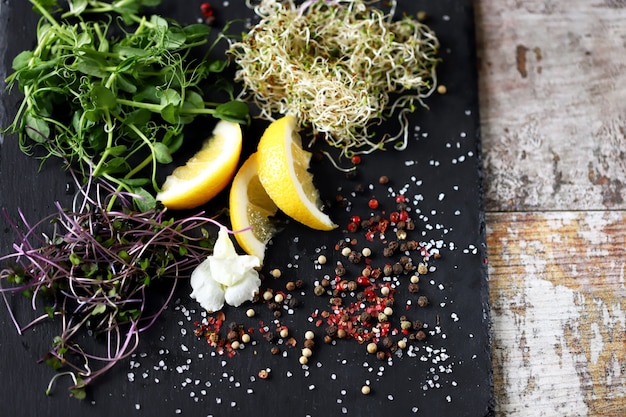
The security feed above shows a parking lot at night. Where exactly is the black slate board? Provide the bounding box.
[0,1,493,416]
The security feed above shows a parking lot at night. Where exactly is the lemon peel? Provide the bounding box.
[229,152,279,264]
[256,115,337,231]
[156,120,242,210]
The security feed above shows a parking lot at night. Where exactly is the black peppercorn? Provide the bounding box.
[417,295,429,307]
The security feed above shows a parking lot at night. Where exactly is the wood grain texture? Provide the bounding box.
[486,211,626,416]
[475,0,626,212]
[475,0,626,415]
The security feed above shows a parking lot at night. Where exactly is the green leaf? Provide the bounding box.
[44,306,56,318]
[70,387,87,400]
[163,130,184,153]
[123,109,151,126]
[120,177,150,187]
[214,100,250,124]
[91,85,117,110]
[24,113,50,143]
[160,103,179,124]
[207,59,228,73]
[108,145,128,157]
[114,73,138,94]
[184,91,204,109]
[159,88,181,107]
[67,0,88,16]
[11,50,33,71]
[153,142,173,164]
[183,24,211,41]
[75,58,108,78]
[91,304,106,316]
[133,187,156,212]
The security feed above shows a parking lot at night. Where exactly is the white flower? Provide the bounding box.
[190,227,261,312]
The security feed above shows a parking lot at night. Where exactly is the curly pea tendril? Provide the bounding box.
[228,0,440,158]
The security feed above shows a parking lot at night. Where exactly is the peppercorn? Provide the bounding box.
[346,280,358,292]
[274,293,285,303]
[227,330,239,342]
[288,298,299,308]
[354,183,365,193]
[285,281,296,291]
[366,342,378,354]
[382,337,394,349]
[193,327,205,337]
[376,351,386,361]
[348,250,362,264]
[383,247,394,257]
[335,265,347,276]
[337,328,347,339]
[417,295,429,307]
[408,283,420,293]
[396,229,407,240]
[413,320,424,330]
[418,263,428,275]
[331,297,342,306]
[359,311,372,323]
[268,302,281,311]
[377,312,388,322]
[406,240,418,250]
[400,320,412,330]
[370,268,382,279]
[378,175,389,184]
[383,264,393,276]
[326,325,338,338]
[271,346,281,355]
[241,334,251,344]
[273,310,282,318]
[404,262,414,272]
[258,369,270,379]
[304,339,315,349]
[392,262,404,275]
[314,285,326,296]
[415,330,427,341]
[270,268,281,279]
[324,335,333,344]
[264,331,277,343]
[321,277,330,287]
[361,385,371,395]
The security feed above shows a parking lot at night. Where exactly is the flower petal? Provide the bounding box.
[190,258,225,312]
[213,227,237,259]
[210,254,260,287]
[223,270,261,307]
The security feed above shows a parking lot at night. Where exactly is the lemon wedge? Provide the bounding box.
[229,152,279,264]
[256,115,336,231]
[156,120,242,210]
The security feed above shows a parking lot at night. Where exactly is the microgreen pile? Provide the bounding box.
[229,0,440,157]
[0,177,227,398]
[4,0,249,210]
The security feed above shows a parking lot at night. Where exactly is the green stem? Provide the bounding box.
[92,112,115,176]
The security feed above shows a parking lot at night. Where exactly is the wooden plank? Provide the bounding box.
[474,0,626,212]
[486,211,626,416]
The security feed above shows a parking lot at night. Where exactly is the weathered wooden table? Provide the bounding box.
[475,0,626,415]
